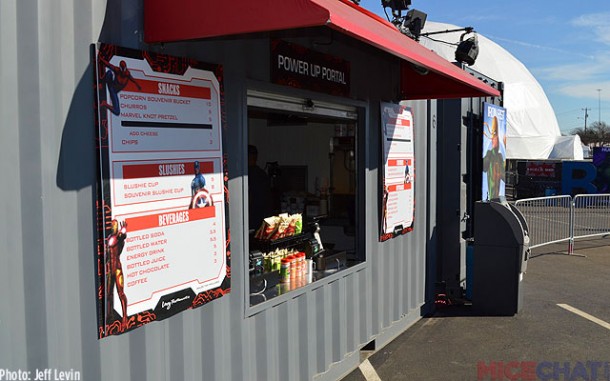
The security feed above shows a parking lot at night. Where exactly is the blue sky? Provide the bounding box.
[359,0,610,134]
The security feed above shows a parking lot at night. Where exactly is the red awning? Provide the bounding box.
[144,0,501,100]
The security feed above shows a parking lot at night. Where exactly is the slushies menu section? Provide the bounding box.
[112,160,219,206]
[97,45,227,326]
[381,102,415,237]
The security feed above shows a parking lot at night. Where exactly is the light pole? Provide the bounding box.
[597,88,602,124]
[582,107,589,131]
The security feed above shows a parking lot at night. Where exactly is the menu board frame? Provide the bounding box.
[93,43,230,338]
[380,102,415,242]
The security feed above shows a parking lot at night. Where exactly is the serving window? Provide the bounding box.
[246,91,364,306]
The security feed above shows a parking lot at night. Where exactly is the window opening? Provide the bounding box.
[247,97,362,306]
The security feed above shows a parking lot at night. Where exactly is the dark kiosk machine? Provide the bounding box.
[473,200,530,315]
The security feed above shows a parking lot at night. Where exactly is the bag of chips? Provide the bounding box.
[293,213,303,235]
[270,214,290,240]
[255,216,280,240]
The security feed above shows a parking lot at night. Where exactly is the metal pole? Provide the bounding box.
[582,107,589,131]
[568,196,575,255]
[420,27,473,37]
[598,89,602,124]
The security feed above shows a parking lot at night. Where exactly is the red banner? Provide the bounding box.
[526,162,556,177]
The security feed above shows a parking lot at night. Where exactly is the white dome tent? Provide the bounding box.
[420,22,582,160]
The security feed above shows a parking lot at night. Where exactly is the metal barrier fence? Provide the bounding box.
[514,195,572,249]
[572,194,610,240]
[514,194,610,253]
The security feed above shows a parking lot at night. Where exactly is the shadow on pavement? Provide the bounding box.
[341,236,610,381]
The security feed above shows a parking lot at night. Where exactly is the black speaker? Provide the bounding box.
[455,36,479,66]
[403,9,427,40]
[381,0,411,11]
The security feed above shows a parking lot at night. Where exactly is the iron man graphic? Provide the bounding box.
[106,219,128,328]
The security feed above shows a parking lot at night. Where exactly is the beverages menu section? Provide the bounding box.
[380,102,415,241]
[94,44,229,338]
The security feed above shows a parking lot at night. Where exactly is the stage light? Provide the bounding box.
[381,0,411,12]
[381,0,411,21]
[381,0,426,41]
[455,30,479,66]
[401,9,427,41]
[422,27,480,65]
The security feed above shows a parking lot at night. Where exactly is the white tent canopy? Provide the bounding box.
[420,22,574,159]
[549,135,585,160]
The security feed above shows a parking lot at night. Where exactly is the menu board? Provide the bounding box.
[380,102,415,241]
[93,44,230,338]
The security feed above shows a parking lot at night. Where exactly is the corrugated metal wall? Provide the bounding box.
[435,94,502,301]
[0,1,435,380]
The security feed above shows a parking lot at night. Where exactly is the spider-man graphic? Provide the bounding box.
[99,56,141,116]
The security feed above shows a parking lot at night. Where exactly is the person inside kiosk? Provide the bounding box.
[248,145,273,230]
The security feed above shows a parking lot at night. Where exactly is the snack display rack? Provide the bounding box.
[250,233,310,253]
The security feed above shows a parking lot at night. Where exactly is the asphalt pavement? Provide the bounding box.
[342,236,610,381]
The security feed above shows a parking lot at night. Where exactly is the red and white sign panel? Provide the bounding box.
[380,102,415,241]
[94,44,230,338]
